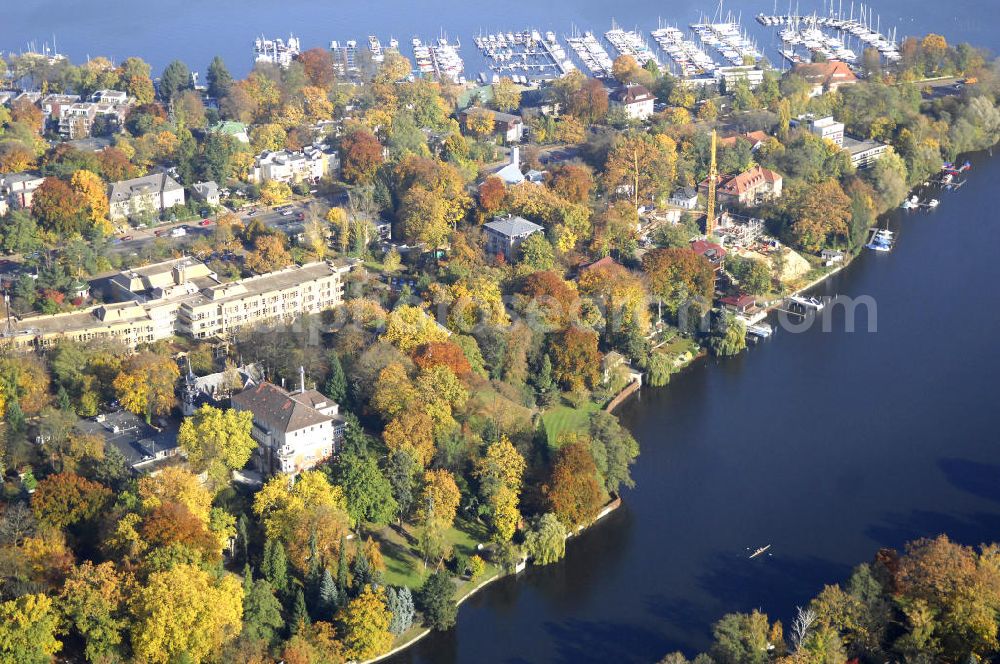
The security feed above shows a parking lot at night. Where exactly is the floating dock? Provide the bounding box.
[605,20,659,67]
[474,29,572,81]
[690,18,761,66]
[566,28,615,78]
[755,7,900,64]
[650,23,719,77]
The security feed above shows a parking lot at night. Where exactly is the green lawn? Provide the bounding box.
[374,518,492,590]
[541,403,599,449]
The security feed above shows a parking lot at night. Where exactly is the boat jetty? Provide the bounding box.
[605,20,659,68]
[565,28,615,79]
[430,37,466,84]
[368,36,384,63]
[473,30,574,83]
[411,38,435,76]
[650,23,719,78]
[690,16,761,66]
[756,3,900,65]
[329,39,358,76]
[865,227,895,252]
[253,34,300,68]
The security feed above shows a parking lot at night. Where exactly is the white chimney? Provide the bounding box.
[510,146,519,169]
[299,365,306,394]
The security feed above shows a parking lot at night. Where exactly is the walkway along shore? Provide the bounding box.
[358,496,624,664]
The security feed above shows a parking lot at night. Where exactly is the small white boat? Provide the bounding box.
[927,199,940,208]
[789,295,824,311]
[749,544,771,559]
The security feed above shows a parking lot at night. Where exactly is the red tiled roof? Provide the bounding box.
[792,61,858,86]
[690,239,727,260]
[580,256,619,273]
[721,294,756,308]
[717,165,781,196]
[719,130,770,148]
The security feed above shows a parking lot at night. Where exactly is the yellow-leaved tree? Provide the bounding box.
[252,470,350,573]
[464,107,495,137]
[382,304,449,353]
[177,405,255,488]
[70,169,112,235]
[476,436,526,543]
[138,466,213,524]
[603,132,678,209]
[128,564,243,664]
[0,593,63,662]
[112,352,179,423]
[340,585,393,660]
[259,179,292,207]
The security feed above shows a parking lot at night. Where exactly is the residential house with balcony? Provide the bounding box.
[231,374,345,476]
[483,214,544,262]
[248,144,339,184]
[108,172,185,222]
[0,172,45,209]
[610,84,655,121]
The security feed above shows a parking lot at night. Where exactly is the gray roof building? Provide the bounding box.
[108,172,186,221]
[108,172,183,205]
[483,214,544,262]
[231,382,336,435]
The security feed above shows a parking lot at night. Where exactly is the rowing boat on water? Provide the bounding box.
[749,544,771,559]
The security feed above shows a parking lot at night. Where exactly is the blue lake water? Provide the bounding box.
[3,2,999,661]
[1,0,997,78]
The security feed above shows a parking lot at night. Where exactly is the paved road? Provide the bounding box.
[108,199,320,258]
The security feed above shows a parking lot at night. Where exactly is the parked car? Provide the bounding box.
[199,219,212,226]
[122,235,133,241]
[281,209,295,216]
[170,228,187,238]
[154,230,166,237]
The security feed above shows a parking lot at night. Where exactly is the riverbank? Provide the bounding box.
[364,495,625,664]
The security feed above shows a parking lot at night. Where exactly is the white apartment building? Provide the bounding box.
[231,375,346,476]
[108,172,186,221]
[248,145,339,184]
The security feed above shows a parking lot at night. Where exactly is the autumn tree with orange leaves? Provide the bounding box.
[412,341,472,377]
[32,472,112,530]
[340,128,384,184]
[479,176,506,215]
[297,48,338,90]
[544,442,604,528]
[549,326,601,391]
[31,178,89,236]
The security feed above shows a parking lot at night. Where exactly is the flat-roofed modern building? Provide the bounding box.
[3,258,354,350]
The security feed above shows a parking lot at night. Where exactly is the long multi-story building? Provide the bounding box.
[3,258,354,350]
[178,261,350,339]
